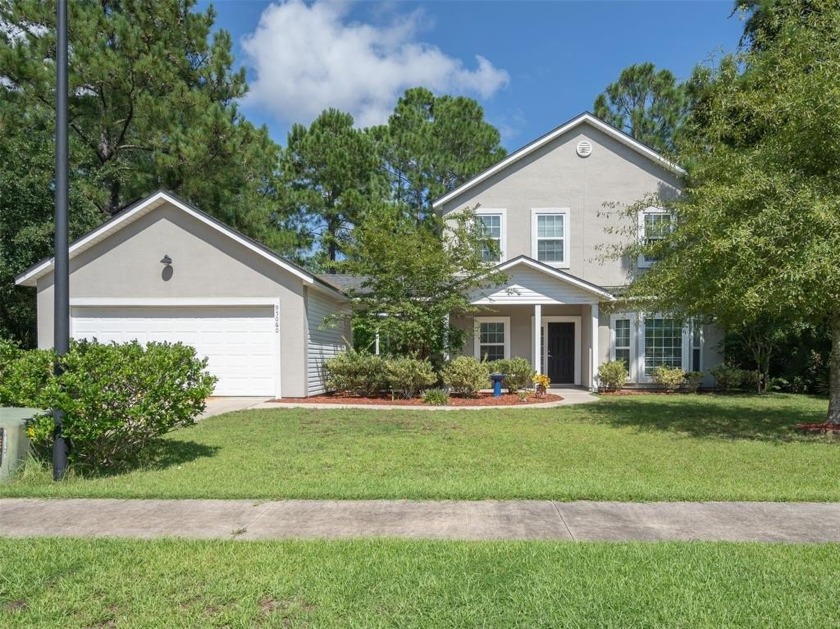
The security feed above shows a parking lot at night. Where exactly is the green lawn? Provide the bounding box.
[1,538,839,628]
[2,394,838,501]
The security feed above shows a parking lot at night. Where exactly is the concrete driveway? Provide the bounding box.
[199,397,271,420]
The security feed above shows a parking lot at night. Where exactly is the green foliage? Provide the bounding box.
[487,357,534,393]
[710,364,744,392]
[422,388,449,406]
[324,350,386,397]
[593,62,688,154]
[5,340,216,472]
[652,366,686,393]
[684,371,705,394]
[0,346,52,407]
[39,341,216,471]
[0,0,281,233]
[440,356,490,397]
[385,356,437,399]
[340,205,506,363]
[379,87,507,223]
[597,360,629,392]
[279,109,387,266]
[616,1,840,423]
[741,369,762,394]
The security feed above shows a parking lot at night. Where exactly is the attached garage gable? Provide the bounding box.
[16,191,351,398]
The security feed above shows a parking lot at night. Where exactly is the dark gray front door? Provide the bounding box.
[547,322,575,384]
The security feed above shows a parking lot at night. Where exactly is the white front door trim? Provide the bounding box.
[530,315,582,385]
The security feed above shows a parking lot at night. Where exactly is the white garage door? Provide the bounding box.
[71,305,279,396]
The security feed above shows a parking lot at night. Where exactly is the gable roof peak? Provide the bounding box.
[432,111,684,209]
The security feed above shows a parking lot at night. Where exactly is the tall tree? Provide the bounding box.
[0,0,281,241]
[735,0,823,50]
[0,106,101,346]
[381,87,507,223]
[619,0,840,424]
[593,63,688,154]
[279,109,386,269]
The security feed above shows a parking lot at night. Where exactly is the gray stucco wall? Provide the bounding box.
[35,202,312,397]
[440,122,682,288]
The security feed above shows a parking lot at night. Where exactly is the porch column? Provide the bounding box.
[533,304,542,375]
[591,303,600,391]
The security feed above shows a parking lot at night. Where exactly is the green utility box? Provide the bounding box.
[0,407,39,482]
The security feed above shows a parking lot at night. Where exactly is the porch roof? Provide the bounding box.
[470,256,615,305]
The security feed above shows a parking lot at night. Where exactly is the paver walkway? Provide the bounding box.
[2,499,839,542]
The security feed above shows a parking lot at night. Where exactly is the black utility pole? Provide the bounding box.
[53,0,69,480]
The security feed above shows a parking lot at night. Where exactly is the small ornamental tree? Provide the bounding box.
[339,204,506,366]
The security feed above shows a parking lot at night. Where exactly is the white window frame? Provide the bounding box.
[609,312,637,383]
[474,316,510,361]
[531,208,570,268]
[610,312,697,384]
[637,206,673,269]
[475,208,507,263]
[690,321,704,373]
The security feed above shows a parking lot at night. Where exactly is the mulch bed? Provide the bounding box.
[794,423,840,435]
[272,392,563,406]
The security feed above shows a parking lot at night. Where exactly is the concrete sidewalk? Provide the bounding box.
[2,499,839,542]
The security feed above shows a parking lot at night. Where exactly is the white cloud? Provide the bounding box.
[241,0,509,129]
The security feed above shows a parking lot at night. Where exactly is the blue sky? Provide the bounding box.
[199,0,746,151]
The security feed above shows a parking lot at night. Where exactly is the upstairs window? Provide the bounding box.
[476,210,506,263]
[638,207,673,267]
[531,208,569,267]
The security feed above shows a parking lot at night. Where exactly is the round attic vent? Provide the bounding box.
[576,140,593,157]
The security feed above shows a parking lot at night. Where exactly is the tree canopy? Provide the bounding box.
[593,62,688,154]
[338,205,506,364]
[0,0,281,238]
[622,0,840,422]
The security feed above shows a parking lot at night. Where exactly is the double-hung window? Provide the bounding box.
[643,317,683,376]
[613,318,631,369]
[476,210,506,263]
[474,317,510,362]
[638,207,673,267]
[531,208,569,267]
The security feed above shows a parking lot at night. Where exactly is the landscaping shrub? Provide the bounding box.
[597,360,628,392]
[0,345,53,407]
[422,388,449,406]
[652,366,686,393]
[385,356,436,399]
[488,357,533,393]
[44,340,216,471]
[440,356,490,397]
[741,369,762,393]
[324,350,386,397]
[684,371,705,394]
[15,340,216,472]
[710,363,744,392]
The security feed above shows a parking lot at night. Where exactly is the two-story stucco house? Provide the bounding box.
[436,113,722,389]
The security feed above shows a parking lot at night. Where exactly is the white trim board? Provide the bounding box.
[530,315,582,385]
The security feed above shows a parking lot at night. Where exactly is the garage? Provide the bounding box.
[70,303,280,397]
[16,191,349,398]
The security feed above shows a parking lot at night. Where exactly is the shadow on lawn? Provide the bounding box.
[587,394,829,442]
[77,440,221,478]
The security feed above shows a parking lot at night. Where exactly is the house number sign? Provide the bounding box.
[274,304,280,333]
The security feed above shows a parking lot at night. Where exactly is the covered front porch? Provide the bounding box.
[457,257,614,390]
